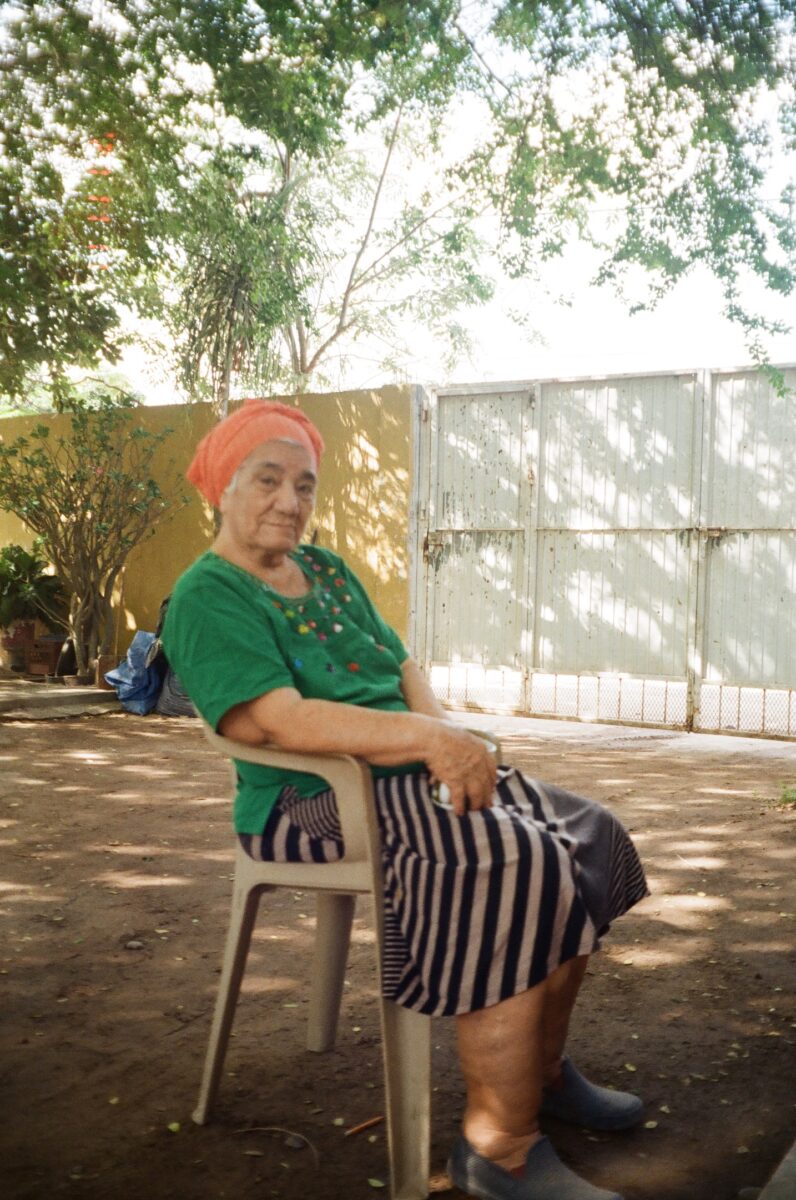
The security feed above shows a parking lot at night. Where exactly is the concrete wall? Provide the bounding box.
[0,387,414,658]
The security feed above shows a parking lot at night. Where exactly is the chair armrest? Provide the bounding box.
[466,728,503,761]
[200,720,376,863]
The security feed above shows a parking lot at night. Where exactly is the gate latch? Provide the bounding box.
[422,532,446,566]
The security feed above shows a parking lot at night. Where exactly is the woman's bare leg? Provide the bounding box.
[541,954,589,1087]
[455,955,590,1172]
[456,979,548,1171]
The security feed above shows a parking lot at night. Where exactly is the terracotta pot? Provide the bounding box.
[95,654,117,689]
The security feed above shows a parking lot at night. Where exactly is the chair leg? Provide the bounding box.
[306,892,356,1052]
[380,1001,432,1200]
[192,884,263,1124]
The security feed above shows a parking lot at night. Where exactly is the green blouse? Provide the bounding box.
[162,545,421,832]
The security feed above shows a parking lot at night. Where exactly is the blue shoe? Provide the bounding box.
[540,1058,643,1131]
[447,1134,623,1200]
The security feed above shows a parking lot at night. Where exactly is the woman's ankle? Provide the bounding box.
[461,1124,543,1171]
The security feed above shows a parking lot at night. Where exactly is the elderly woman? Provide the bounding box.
[162,400,649,1200]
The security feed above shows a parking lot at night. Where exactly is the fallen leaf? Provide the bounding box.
[243,1149,264,1157]
[624,1063,637,1072]
[332,1117,345,1127]
[643,1120,658,1129]
[167,1122,180,1133]
[368,1180,386,1189]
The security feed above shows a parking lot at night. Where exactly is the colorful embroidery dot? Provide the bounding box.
[318,632,328,641]
[332,623,343,633]
[376,644,386,651]
[308,620,317,629]
[343,594,352,602]
[347,662,360,672]
[297,624,310,634]
[293,659,303,669]
[271,599,283,609]
[285,609,295,618]
[335,578,345,587]
[327,566,336,575]
[331,605,341,615]
[312,563,322,572]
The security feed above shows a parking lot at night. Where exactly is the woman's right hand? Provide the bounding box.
[424,723,498,816]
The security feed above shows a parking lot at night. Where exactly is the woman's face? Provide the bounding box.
[218,439,317,560]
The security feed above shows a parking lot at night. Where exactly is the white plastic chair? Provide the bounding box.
[193,721,432,1200]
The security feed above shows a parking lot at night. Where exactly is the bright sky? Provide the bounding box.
[123,246,796,405]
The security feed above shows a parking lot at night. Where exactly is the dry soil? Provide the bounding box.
[0,713,794,1200]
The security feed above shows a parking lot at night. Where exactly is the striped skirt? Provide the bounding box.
[239,767,648,1018]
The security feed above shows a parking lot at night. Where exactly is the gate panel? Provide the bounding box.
[423,388,533,710]
[535,529,692,678]
[538,374,697,532]
[529,373,699,724]
[696,367,796,734]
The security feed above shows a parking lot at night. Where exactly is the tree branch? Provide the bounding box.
[333,105,404,338]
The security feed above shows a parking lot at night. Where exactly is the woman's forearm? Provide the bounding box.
[399,656,450,720]
[220,686,440,766]
[218,665,497,813]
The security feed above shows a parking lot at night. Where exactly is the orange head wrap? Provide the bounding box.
[186,399,325,508]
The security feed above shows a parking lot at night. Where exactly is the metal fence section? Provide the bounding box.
[412,366,796,737]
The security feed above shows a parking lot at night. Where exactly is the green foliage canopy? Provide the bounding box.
[0,1,794,399]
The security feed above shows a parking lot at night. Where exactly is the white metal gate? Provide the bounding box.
[411,366,796,737]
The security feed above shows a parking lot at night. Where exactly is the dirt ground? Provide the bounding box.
[0,712,794,1200]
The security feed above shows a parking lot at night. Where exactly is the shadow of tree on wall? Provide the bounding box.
[300,386,412,636]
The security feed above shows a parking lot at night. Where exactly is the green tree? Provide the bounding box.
[0,1,464,400]
[173,113,493,406]
[0,392,187,675]
[1,2,794,399]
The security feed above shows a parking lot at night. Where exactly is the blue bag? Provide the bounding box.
[104,631,166,715]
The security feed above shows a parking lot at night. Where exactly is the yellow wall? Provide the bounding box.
[0,388,414,656]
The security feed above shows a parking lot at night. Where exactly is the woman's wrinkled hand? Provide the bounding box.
[425,723,497,816]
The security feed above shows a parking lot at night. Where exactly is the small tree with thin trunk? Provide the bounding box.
[0,392,187,676]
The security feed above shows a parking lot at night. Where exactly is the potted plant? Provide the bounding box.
[0,543,68,673]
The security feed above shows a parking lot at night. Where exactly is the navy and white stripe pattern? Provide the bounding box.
[239,767,648,1018]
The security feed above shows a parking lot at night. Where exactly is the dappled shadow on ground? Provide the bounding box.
[0,715,793,1200]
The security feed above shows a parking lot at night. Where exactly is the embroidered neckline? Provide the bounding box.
[208,549,387,668]
[208,548,315,600]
